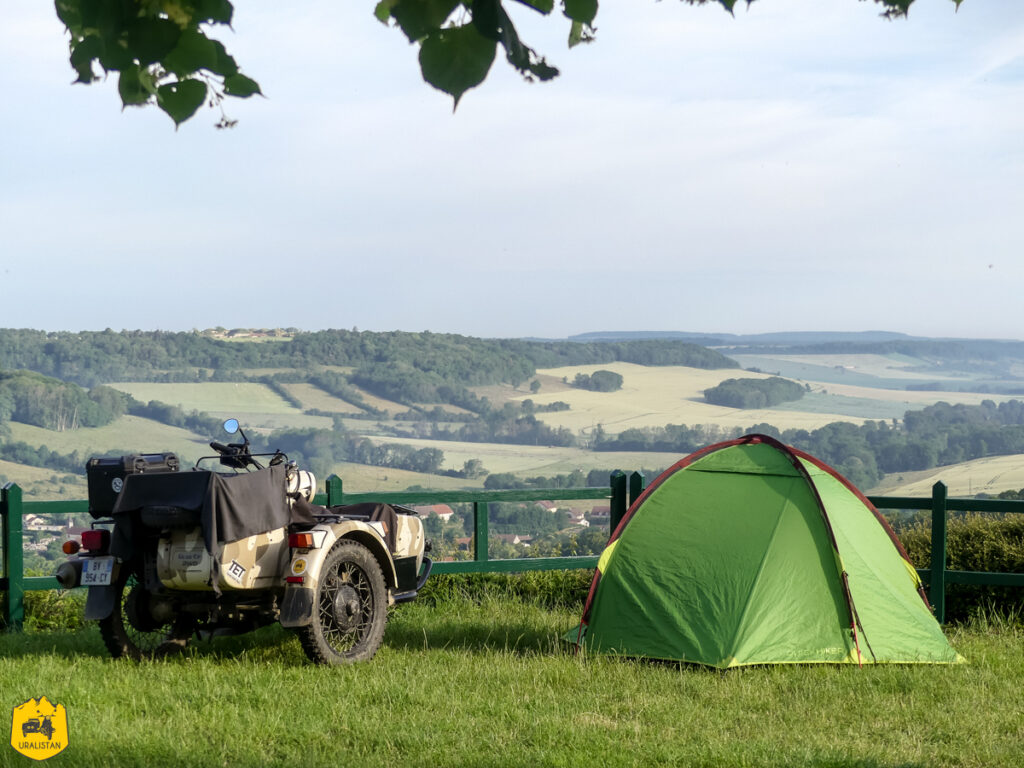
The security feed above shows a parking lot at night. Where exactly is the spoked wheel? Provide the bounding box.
[297,540,387,665]
[98,571,193,660]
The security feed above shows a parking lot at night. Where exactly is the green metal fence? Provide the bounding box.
[1,470,644,630]
[3,476,1023,630]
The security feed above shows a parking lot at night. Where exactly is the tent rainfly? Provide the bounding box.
[569,434,963,668]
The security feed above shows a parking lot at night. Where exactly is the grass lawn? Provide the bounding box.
[0,595,1020,768]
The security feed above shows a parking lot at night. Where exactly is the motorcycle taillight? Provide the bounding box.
[81,529,110,553]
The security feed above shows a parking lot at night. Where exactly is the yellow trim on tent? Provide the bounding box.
[903,557,923,589]
[597,539,619,574]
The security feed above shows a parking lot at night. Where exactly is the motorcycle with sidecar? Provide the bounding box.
[56,419,431,664]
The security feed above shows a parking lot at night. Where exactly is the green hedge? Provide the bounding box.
[898,512,1024,622]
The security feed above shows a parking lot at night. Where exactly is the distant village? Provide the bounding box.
[22,502,608,557]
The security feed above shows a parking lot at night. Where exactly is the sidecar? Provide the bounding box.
[280,500,431,664]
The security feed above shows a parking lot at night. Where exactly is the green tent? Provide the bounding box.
[569,434,962,668]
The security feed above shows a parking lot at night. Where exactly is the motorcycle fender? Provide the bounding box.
[279,587,315,627]
[84,584,120,621]
[82,560,124,620]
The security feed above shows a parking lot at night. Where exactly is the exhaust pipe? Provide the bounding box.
[55,560,83,589]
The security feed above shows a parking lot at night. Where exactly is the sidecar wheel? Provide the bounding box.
[99,572,192,661]
[297,540,387,665]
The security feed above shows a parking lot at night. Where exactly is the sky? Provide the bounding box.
[2,0,1023,340]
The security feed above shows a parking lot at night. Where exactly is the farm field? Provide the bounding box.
[502,363,861,435]
[7,417,209,462]
[871,453,1024,498]
[326,462,482,495]
[331,382,409,415]
[727,352,1021,391]
[355,434,681,477]
[0,459,84,499]
[0,597,1021,768]
[107,382,295,413]
[279,382,366,414]
[494,362,1018,437]
[731,352,962,380]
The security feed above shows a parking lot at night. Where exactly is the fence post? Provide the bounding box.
[610,471,627,534]
[473,501,489,563]
[325,474,343,507]
[628,471,645,507]
[930,481,948,624]
[2,483,25,631]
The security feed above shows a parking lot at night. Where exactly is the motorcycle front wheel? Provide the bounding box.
[99,571,193,660]
[296,540,387,665]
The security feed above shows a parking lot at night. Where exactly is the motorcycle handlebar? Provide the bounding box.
[210,441,230,454]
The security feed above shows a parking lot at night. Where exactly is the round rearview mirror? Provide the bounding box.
[223,418,240,435]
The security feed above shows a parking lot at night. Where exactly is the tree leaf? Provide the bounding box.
[567,19,585,48]
[515,0,555,14]
[562,0,597,25]
[392,0,462,43]
[418,24,496,108]
[54,0,83,32]
[117,64,150,107]
[211,40,239,77]
[162,29,220,77]
[195,0,235,25]
[69,35,103,83]
[98,40,133,72]
[374,0,400,23]
[127,18,182,65]
[156,79,207,126]
[223,73,262,98]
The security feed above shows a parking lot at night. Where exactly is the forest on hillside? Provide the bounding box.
[594,400,1024,490]
[0,329,737,387]
[7,329,1024,500]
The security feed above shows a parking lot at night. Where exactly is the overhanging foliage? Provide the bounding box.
[53,0,964,126]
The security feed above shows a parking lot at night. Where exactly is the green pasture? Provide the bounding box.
[107,382,298,416]
[0,460,85,500]
[280,382,366,414]
[327,461,482,494]
[0,594,1021,768]
[8,417,207,463]
[349,435,680,477]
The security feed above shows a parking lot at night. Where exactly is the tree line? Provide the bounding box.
[0,329,737,390]
[594,399,1024,490]
[569,370,624,392]
[703,377,806,409]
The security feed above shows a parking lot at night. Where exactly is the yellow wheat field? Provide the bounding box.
[506,363,853,434]
[872,453,1024,498]
[490,362,1014,437]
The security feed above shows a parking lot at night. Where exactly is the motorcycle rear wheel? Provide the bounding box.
[296,540,387,665]
[99,572,193,660]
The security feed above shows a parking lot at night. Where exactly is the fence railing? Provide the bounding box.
[1,471,645,630]
[3,477,1023,629]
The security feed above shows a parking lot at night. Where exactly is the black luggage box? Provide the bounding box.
[86,453,180,518]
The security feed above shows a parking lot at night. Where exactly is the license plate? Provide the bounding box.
[81,556,114,586]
